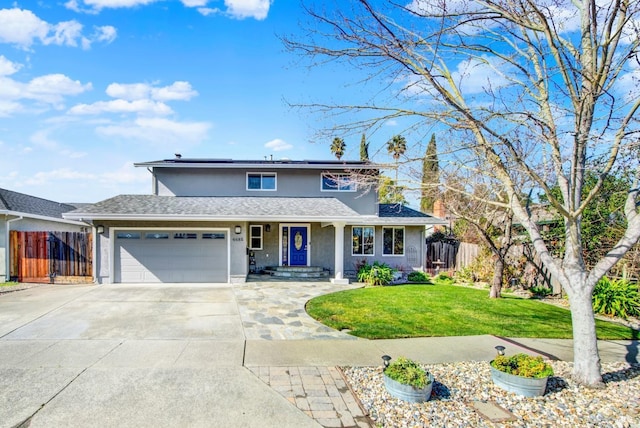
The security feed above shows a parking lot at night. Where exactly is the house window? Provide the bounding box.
[247,173,276,191]
[174,233,197,239]
[383,227,404,256]
[352,226,374,255]
[202,233,225,239]
[249,225,263,250]
[321,173,355,191]
[116,232,140,239]
[145,233,169,239]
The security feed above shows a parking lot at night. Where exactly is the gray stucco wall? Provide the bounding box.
[154,167,377,215]
[343,225,425,276]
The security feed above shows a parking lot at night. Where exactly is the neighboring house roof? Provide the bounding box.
[63,195,447,226]
[376,203,447,226]
[134,158,380,170]
[0,188,78,220]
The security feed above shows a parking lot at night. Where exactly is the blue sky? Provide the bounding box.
[0,0,403,203]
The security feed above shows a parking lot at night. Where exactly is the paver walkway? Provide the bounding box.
[248,366,372,428]
[233,281,361,340]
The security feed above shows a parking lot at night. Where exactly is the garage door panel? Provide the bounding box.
[115,231,228,283]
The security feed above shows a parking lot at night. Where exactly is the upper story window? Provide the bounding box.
[321,173,356,192]
[247,173,276,191]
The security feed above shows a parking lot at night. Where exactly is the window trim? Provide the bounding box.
[246,172,277,191]
[382,226,405,256]
[248,225,264,250]
[351,226,375,256]
[320,173,357,192]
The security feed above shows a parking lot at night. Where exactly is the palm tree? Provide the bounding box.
[387,134,406,181]
[330,137,346,160]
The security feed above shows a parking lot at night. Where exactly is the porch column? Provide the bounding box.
[331,222,349,285]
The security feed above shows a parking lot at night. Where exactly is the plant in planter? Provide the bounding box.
[489,346,554,397]
[382,355,434,403]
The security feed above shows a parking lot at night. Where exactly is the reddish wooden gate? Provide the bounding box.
[10,231,93,283]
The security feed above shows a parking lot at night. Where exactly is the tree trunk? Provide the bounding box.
[490,257,504,298]
[564,274,604,387]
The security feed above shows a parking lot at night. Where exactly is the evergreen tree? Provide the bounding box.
[420,133,439,213]
[359,134,369,161]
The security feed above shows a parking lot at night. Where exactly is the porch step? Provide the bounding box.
[264,266,331,278]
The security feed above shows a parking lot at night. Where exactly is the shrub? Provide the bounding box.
[434,273,454,285]
[529,286,553,298]
[454,266,475,284]
[407,271,430,283]
[357,261,396,286]
[491,353,554,378]
[384,357,430,388]
[592,277,640,319]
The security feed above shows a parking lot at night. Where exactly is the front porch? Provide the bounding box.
[247,266,335,282]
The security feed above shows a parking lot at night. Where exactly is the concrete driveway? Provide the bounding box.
[0,283,321,428]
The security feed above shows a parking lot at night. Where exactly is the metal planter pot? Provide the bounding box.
[490,366,549,397]
[383,372,434,403]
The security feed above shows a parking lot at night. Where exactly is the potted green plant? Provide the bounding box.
[489,347,554,397]
[382,355,434,403]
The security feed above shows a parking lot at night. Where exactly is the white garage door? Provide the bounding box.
[115,231,228,283]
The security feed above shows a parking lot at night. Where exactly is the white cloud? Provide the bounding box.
[105,81,198,101]
[181,0,208,6]
[0,100,21,116]
[0,73,91,113]
[100,162,148,184]
[72,81,197,115]
[25,168,96,185]
[69,99,173,115]
[0,55,21,76]
[26,74,92,104]
[451,55,512,95]
[264,138,292,151]
[0,8,49,48]
[0,8,117,49]
[97,117,211,144]
[617,61,640,102]
[152,81,198,101]
[94,25,117,43]
[224,0,272,20]
[197,7,220,16]
[65,0,158,13]
[46,20,84,47]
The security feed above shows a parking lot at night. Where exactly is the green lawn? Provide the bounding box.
[306,284,637,340]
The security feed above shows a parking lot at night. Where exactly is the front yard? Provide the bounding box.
[306,283,637,339]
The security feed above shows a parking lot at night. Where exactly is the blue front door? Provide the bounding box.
[289,226,308,266]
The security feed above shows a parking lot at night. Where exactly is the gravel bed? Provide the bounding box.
[343,361,640,427]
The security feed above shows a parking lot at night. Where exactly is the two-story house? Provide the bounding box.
[64,157,446,284]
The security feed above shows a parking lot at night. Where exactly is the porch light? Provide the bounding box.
[234,225,242,234]
[495,346,506,356]
[265,224,271,232]
[96,225,105,234]
[382,355,392,367]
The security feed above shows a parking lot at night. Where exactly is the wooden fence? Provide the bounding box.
[10,231,93,283]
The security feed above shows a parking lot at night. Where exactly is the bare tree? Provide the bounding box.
[285,0,640,387]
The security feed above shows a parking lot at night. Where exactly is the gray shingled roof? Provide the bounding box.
[64,195,362,220]
[373,203,448,225]
[64,195,448,226]
[0,188,77,219]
